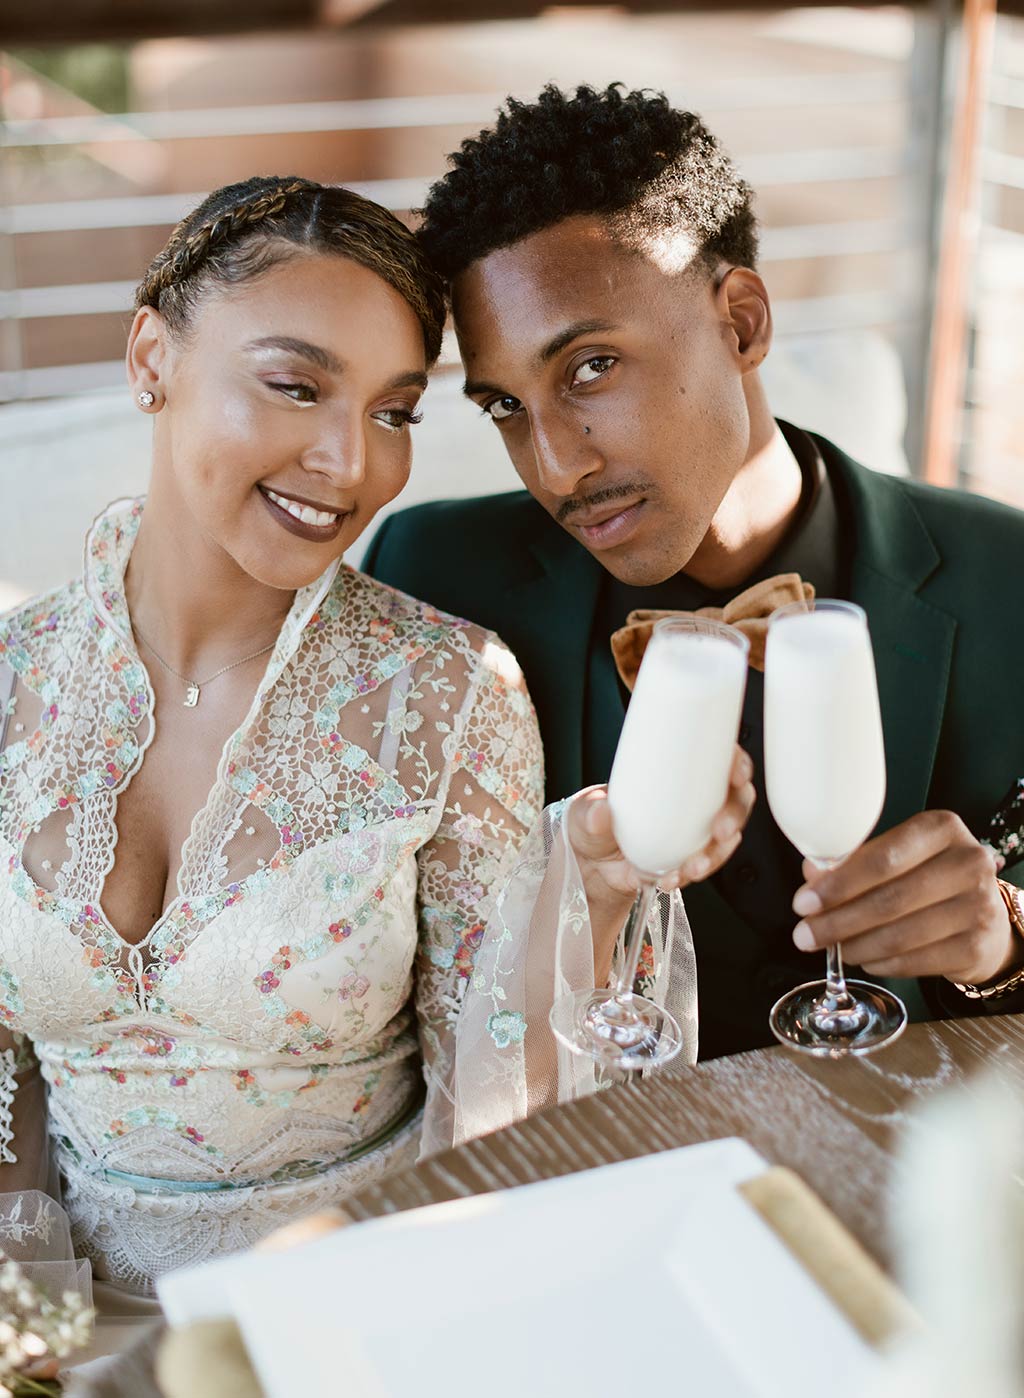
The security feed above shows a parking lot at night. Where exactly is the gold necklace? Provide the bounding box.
[132,625,276,708]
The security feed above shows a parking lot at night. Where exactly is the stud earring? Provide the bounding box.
[583,426,591,435]
[137,391,155,408]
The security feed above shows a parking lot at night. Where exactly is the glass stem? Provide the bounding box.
[613,881,658,1000]
[810,856,854,1010]
[824,942,853,1008]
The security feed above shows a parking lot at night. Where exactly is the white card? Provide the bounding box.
[159,1138,879,1397]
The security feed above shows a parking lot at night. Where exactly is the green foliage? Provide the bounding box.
[8,45,131,114]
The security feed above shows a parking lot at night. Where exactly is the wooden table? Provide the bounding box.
[345,1015,1024,1270]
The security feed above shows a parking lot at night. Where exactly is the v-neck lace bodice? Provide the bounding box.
[0,500,544,1294]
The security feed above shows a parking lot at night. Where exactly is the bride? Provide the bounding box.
[0,176,752,1309]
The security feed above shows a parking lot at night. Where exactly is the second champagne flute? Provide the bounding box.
[549,616,749,1070]
[764,598,907,1056]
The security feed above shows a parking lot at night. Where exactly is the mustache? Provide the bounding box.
[556,482,652,526]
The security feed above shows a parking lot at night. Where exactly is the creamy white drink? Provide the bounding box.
[608,627,748,876]
[764,608,886,863]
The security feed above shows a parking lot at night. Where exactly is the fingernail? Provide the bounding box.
[792,887,823,916]
[996,854,1007,872]
[686,854,711,880]
[792,921,816,951]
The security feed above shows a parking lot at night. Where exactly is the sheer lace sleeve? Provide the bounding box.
[0,1034,90,1307]
[0,655,56,1199]
[414,637,544,1159]
[447,798,699,1149]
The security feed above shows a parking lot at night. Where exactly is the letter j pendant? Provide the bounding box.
[184,683,201,708]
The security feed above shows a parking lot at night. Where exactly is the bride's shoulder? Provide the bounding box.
[0,578,85,657]
[326,565,510,667]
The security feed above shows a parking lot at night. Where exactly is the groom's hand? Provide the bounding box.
[568,745,756,906]
[790,810,1016,985]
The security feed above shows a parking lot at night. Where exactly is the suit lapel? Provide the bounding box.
[503,514,604,801]
[823,440,957,832]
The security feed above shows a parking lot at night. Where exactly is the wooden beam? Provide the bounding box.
[12,0,1010,47]
[921,0,997,485]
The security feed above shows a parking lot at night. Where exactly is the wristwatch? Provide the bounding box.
[952,880,1024,1000]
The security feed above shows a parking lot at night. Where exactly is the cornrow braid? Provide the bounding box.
[134,176,446,364]
[135,178,315,312]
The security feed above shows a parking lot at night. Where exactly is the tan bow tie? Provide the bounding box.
[610,573,815,689]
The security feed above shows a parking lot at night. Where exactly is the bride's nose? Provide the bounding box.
[300,411,366,487]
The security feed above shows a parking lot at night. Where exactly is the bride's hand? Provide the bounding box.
[567,746,756,903]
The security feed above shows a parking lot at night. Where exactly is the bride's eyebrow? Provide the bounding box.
[245,336,343,373]
[385,370,429,392]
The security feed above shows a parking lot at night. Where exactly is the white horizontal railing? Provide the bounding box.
[989,72,1024,109]
[0,217,915,322]
[983,150,1024,190]
[771,289,916,335]
[1,280,137,320]
[0,147,910,238]
[0,74,904,148]
[0,179,430,235]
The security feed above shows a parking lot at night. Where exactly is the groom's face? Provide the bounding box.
[453,215,752,586]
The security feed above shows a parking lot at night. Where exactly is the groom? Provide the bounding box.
[365,83,1024,1058]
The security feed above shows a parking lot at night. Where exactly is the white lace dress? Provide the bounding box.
[0,500,544,1297]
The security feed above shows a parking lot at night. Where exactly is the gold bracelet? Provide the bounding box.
[952,881,1024,1000]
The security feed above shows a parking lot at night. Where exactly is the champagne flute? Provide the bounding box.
[549,617,749,1070]
[764,598,907,1055]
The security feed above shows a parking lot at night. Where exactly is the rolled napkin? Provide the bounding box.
[156,1320,261,1398]
[739,1167,918,1349]
[610,573,814,687]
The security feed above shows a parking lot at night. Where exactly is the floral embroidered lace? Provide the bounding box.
[0,500,544,1294]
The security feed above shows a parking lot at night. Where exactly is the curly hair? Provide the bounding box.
[136,176,447,364]
[418,83,758,284]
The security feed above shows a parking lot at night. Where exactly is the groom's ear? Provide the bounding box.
[714,267,773,374]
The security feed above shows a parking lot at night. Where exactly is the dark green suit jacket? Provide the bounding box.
[364,430,1024,1054]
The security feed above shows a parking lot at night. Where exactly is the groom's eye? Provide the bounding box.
[572,356,616,386]
[483,395,522,422]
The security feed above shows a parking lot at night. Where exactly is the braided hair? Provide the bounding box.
[136,176,447,364]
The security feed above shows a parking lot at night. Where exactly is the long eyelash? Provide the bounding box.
[273,382,316,401]
[381,408,423,428]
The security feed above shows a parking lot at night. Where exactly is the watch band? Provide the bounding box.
[952,880,1024,1000]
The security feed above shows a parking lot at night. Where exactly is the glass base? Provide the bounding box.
[549,989,684,1071]
[769,978,907,1057]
